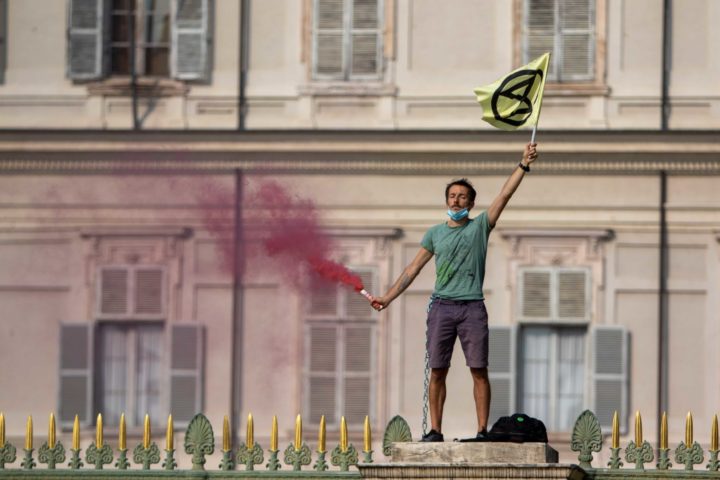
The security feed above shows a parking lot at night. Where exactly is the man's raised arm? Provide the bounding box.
[369,247,433,311]
[487,142,538,228]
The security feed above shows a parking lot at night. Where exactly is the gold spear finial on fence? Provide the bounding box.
[660,412,668,449]
[119,413,126,450]
[222,415,230,452]
[634,411,643,445]
[363,416,371,453]
[72,415,80,450]
[711,414,718,452]
[96,414,103,447]
[611,411,619,449]
[247,413,254,450]
[340,416,348,452]
[686,411,694,446]
[0,412,5,448]
[166,414,174,451]
[318,415,326,453]
[294,415,303,450]
[48,413,56,449]
[25,415,33,450]
[143,414,151,449]
[271,416,278,451]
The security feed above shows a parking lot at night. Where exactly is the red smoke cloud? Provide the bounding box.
[199,178,364,291]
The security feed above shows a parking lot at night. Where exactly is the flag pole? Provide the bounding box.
[530,125,537,144]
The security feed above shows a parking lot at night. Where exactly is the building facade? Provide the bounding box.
[0,0,719,463]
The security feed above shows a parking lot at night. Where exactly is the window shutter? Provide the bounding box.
[523,0,556,79]
[350,0,381,77]
[559,0,594,81]
[488,325,516,424]
[308,325,337,423]
[309,284,338,316]
[134,268,164,315]
[557,270,588,320]
[99,267,129,315]
[67,0,104,79]
[521,269,551,319]
[169,324,204,426]
[343,325,373,425]
[58,324,93,426]
[171,0,210,80]
[0,0,6,84]
[314,0,345,78]
[591,326,628,432]
[346,270,374,317]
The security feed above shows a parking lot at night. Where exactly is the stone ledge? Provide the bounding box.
[358,463,587,480]
[390,442,559,464]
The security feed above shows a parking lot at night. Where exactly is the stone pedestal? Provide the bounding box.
[356,442,586,480]
[390,442,559,464]
[359,463,587,480]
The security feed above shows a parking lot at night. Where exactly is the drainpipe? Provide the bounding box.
[238,0,250,130]
[231,169,245,452]
[657,171,668,450]
[660,0,671,130]
[657,0,671,449]
[129,6,139,130]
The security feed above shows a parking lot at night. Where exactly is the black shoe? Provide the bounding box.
[457,429,491,442]
[420,429,444,442]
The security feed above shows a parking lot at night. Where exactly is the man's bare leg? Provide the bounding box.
[429,367,449,432]
[470,367,491,432]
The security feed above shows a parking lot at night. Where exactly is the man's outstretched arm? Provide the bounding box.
[487,142,538,228]
[369,247,433,311]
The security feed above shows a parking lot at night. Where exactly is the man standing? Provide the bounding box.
[369,142,538,442]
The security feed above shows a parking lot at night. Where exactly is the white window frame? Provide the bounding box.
[312,0,384,81]
[95,322,166,428]
[96,265,167,320]
[518,325,589,432]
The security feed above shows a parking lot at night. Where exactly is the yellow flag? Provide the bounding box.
[474,53,550,130]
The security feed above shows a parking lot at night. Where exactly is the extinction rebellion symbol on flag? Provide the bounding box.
[474,53,549,131]
[491,69,545,127]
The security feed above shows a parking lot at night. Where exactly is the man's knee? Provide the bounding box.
[430,367,449,383]
[470,367,489,381]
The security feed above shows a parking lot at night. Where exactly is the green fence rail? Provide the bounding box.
[0,409,719,479]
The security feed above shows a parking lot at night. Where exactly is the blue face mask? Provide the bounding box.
[447,208,469,221]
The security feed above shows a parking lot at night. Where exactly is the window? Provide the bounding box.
[97,323,164,426]
[519,267,590,322]
[313,0,384,80]
[303,269,377,427]
[110,0,171,77]
[97,265,165,319]
[488,265,628,433]
[522,0,595,82]
[67,0,210,81]
[59,263,203,428]
[519,325,586,431]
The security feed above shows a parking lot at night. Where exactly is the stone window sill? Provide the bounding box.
[545,82,610,97]
[299,82,397,97]
[86,77,189,97]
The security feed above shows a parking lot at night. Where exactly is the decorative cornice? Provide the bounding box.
[0,131,719,174]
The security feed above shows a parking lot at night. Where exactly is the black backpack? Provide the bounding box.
[488,413,548,443]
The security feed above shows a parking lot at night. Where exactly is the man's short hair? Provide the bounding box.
[445,178,477,203]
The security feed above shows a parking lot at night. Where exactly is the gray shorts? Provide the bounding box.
[426,298,489,369]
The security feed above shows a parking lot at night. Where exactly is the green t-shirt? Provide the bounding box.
[420,212,493,300]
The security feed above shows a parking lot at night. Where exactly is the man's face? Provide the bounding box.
[446,184,474,211]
